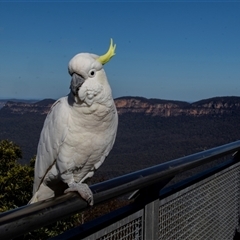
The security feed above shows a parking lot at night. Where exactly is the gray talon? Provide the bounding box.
[65,182,93,206]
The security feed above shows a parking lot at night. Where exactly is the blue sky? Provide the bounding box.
[0,1,239,102]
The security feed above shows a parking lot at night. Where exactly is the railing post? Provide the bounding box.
[144,199,159,240]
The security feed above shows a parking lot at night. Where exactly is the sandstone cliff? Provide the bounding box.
[114,96,240,117]
[1,96,240,117]
[0,99,55,115]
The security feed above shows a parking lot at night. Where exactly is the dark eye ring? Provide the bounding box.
[88,69,96,78]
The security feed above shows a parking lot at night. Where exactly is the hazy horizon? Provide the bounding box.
[1,94,240,105]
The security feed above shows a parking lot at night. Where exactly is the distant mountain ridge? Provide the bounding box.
[0,99,39,110]
[0,99,55,115]
[1,95,240,176]
[115,96,240,117]
[1,96,240,117]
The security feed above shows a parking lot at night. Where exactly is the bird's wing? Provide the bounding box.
[33,96,69,193]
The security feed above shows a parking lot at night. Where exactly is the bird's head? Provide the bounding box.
[68,39,116,105]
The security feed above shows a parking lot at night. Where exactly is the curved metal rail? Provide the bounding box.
[1,140,240,239]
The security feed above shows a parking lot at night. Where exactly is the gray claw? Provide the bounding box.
[65,182,94,206]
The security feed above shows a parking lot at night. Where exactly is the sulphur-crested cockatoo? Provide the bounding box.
[29,39,118,206]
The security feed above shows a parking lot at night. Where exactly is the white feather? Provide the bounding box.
[30,52,118,203]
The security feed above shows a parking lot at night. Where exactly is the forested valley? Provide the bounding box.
[1,96,240,238]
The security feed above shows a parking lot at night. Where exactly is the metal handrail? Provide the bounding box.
[1,140,240,239]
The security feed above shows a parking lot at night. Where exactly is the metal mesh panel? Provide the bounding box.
[97,217,142,240]
[158,162,240,240]
[84,210,143,240]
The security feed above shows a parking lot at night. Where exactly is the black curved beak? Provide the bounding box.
[70,73,85,96]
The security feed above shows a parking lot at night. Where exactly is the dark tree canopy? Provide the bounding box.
[0,140,34,212]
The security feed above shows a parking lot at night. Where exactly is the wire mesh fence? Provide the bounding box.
[82,162,240,240]
[85,210,143,240]
[158,162,240,240]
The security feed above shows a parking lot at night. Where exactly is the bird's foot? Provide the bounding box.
[64,182,93,206]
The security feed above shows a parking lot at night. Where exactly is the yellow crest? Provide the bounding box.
[97,38,116,65]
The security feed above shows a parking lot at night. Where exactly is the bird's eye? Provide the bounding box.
[88,69,96,78]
